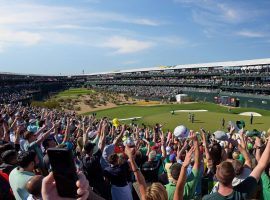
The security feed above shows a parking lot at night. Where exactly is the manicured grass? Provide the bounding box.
[56,88,95,97]
[83,102,270,132]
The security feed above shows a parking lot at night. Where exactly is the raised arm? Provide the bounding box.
[62,118,72,144]
[160,130,166,160]
[10,117,18,130]
[174,146,195,200]
[36,124,56,145]
[113,125,125,145]
[98,122,107,152]
[125,145,147,200]
[2,121,10,142]
[34,125,47,138]
[176,141,188,162]
[238,130,252,168]
[249,137,270,182]
[190,131,200,170]
[200,128,210,161]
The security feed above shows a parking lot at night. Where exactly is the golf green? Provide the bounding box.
[84,103,270,133]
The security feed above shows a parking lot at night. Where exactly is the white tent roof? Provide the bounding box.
[83,58,270,76]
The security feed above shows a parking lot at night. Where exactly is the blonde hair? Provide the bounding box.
[145,182,168,200]
[232,151,240,160]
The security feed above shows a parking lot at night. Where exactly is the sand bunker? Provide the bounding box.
[239,112,262,117]
[119,117,142,121]
[173,110,208,113]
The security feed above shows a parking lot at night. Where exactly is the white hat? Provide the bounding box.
[174,125,189,139]
[166,146,172,155]
[29,119,36,124]
[214,131,228,141]
[88,131,97,139]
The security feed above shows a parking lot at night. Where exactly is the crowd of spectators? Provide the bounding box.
[222,81,270,89]
[0,101,270,200]
[95,85,184,99]
[0,74,76,104]
[90,78,222,86]
[0,90,33,104]
[86,67,270,97]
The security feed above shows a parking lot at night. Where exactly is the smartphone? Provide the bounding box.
[47,148,78,198]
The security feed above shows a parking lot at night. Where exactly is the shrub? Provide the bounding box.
[74,106,81,111]
[31,100,60,109]
[58,98,65,102]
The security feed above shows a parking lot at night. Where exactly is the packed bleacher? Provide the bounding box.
[86,62,270,97]
[0,101,270,200]
[0,73,78,104]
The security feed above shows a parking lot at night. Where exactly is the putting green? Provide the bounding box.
[84,103,270,132]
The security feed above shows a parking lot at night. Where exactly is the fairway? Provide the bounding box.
[84,103,270,132]
[56,88,95,97]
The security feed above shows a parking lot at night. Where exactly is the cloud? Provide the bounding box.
[174,0,265,37]
[236,30,266,38]
[0,3,161,27]
[153,36,188,45]
[102,36,154,54]
[132,19,161,26]
[0,29,42,46]
[0,1,163,52]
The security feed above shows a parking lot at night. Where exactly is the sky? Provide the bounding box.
[0,0,270,75]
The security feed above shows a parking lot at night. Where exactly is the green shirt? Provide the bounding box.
[166,168,199,200]
[9,168,35,200]
[260,172,270,200]
[202,176,258,200]
[139,146,148,156]
[238,154,245,165]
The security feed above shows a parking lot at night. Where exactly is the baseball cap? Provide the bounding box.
[87,131,97,139]
[236,120,245,129]
[246,129,261,137]
[169,153,176,162]
[166,146,172,155]
[151,145,159,151]
[214,131,228,141]
[27,125,38,133]
[125,137,135,147]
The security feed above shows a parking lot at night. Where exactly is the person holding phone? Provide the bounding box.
[41,171,90,200]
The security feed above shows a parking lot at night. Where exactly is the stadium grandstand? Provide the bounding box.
[0,73,80,104]
[74,58,270,109]
[1,58,270,109]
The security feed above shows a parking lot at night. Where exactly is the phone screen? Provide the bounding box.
[47,148,78,198]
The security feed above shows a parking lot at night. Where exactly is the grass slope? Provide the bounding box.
[84,103,270,132]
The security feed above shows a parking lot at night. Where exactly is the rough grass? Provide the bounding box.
[83,102,270,132]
